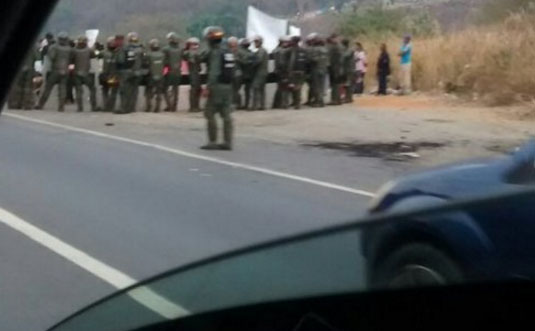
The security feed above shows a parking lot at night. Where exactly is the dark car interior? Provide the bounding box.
[135,283,534,331]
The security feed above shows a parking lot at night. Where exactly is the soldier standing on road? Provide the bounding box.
[251,36,268,111]
[163,32,182,112]
[238,38,254,110]
[183,37,202,112]
[341,38,356,103]
[200,26,235,151]
[327,34,343,105]
[36,32,71,112]
[285,36,308,110]
[145,39,166,113]
[8,48,38,110]
[99,37,119,112]
[72,35,98,112]
[116,32,144,114]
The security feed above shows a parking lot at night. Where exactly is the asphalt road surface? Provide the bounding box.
[0,110,395,330]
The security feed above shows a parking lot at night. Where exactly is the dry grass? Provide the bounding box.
[360,12,535,106]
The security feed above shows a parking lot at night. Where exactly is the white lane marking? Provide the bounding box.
[0,207,189,320]
[4,112,376,198]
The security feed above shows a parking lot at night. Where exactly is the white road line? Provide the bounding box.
[4,112,376,198]
[0,207,189,320]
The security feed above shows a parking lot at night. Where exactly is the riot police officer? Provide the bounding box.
[36,31,71,112]
[100,36,119,112]
[116,32,143,114]
[8,48,38,110]
[310,35,329,108]
[183,37,202,112]
[227,36,242,109]
[285,36,309,110]
[201,26,235,151]
[327,34,343,106]
[251,36,268,111]
[163,32,182,112]
[238,38,254,110]
[145,39,166,113]
[72,35,97,112]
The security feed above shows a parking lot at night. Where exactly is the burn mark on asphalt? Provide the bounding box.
[302,141,447,161]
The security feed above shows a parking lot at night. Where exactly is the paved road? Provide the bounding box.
[0,112,394,330]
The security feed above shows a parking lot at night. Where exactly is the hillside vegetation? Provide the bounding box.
[339,0,535,106]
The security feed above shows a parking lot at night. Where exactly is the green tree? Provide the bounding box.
[186,0,248,38]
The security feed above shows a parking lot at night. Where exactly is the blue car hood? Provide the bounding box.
[374,141,535,210]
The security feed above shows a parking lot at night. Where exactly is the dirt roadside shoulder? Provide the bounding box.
[5,94,534,167]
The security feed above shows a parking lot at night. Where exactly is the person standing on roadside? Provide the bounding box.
[341,38,355,103]
[354,42,367,95]
[327,33,343,105]
[227,37,243,109]
[145,39,166,113]
[237,38,254,110]
[251,36,269,111]
[8,47,38,110]
[117,32,144,114]
[310,35,328,108]
[183,37,203,112]
[285,36,308,109]
[271,36,289,109]
[72,35,98,112]
[163,32,182,112]
[398,35,412,95]
[36,32,71,112]
[100,36,119,112]
[377,43,391,96]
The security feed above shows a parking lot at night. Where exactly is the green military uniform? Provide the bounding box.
[285,42,308,110]
[37,33,72,112]
[271,44,285,109]
[117,33,144,114]
[251,43,268,110]
[310,42,328,107]
[8,49,37,110]
[145,41,166,113]
[72,40,97,112]
[201,27,235,151]
[162,36,182,112]
[341,44,356,103]
[304,38,316,106]
[237,41,254,110]
[183,41,202,112]
[230,45,243,110]
[100,43,119,112]
[328,40,343,105]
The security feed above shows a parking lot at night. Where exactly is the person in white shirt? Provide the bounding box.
[354,42,367,95]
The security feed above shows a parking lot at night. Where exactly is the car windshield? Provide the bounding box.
[1,0,534,330]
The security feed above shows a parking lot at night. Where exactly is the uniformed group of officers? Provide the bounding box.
[8,27,359,151]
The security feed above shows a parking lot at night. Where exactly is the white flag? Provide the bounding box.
[85,29,100,48]
[246,6,288,53]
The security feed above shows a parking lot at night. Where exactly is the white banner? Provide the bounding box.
[85,29,100,48]
[289,25,301,37]
[246,6,288,53]
[86,29,101,73]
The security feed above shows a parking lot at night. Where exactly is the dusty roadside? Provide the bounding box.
[5,94,534,168]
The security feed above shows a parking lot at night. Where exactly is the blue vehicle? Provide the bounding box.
[364,141,535,288]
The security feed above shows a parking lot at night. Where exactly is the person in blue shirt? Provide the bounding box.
[398,35,412,95]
